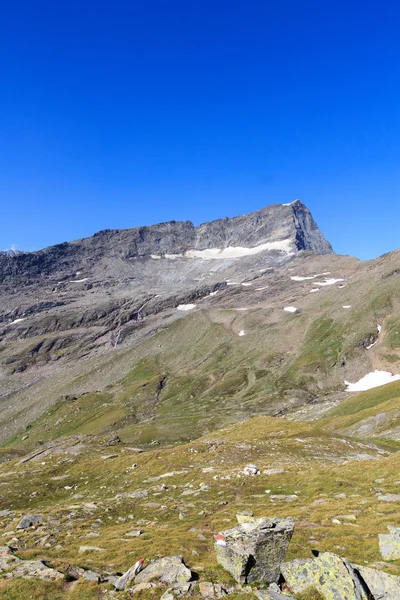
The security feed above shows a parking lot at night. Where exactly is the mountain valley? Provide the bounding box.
[1,200,400,598]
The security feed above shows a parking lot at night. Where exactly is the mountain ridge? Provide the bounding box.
[0,200,332,286]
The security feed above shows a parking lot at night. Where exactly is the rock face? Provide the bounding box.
[0,200,332,285]
[214,516,294,584]
[133,555,192,586]
[379,525,400,560]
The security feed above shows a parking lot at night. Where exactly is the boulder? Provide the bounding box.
[134,556,192,586]
[0,555,21,573]
[355,565,400,599]
[17,514,43,529]
[214,516,294,584]
[280,552,366,600]
[379,526,400,560]
[5,560,64,581]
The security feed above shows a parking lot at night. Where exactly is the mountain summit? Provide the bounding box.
[0,200,332,286]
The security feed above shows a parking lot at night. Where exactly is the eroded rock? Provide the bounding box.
[214,516,294,584]
[134,555,192,585]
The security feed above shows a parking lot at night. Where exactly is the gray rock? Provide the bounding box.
[355,565,400,599]
[280,552,366,600]
[379,526,400,560]
[377,494,400,502]
[125,529,144,537]
[134,556,192,585]
[214,516,294,584]
[0,555,22,573]
[78,545,105,553]
[17,514,43,529]
[5,560,64,581]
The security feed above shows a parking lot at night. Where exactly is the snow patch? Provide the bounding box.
[256,286,268,291]
[242,282,252,287]
[238,330,245,337]
[70,278,88,283]
[9,318,26,325]
[209,291,218,296]
[284,307,298,313]
[150,254,161,260]
[290,272,331,282]
[184,239,294,259]
[342,305,352,309]
[177,304,196,311]
[345,371,400,392]
[314,278,344,287]
[310,289,320,293]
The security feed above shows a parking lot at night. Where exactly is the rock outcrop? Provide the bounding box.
[214,515,294,584]
[379,525,400,560]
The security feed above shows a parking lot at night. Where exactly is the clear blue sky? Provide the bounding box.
[0,0,399,259]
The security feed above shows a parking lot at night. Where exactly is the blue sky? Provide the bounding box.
[0,0,399,259]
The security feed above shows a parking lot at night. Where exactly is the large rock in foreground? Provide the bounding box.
[356,564,400,600]
[281,552,364,600]
[134,555,192,585]
[214,516,294,584]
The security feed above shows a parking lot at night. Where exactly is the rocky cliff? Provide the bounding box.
[0,200,332,285]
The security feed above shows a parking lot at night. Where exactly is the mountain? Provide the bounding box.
[0,199,331,285]
[2,200,400,597]
[0,199,334,443]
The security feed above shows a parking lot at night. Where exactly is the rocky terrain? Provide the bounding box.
[2,200,400,598]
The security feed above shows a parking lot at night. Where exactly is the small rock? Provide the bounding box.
[377,494,400,502]
[78,545,105,553]
[17,514,43,529]
[130,582,155,594]
[199,582,215,597]
[125,529,144,537]
[243,464,260,476]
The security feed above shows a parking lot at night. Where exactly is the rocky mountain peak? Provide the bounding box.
[0,200,332,286]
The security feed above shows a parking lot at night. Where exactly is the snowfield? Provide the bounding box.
[284,307,298,313]
[185,239,294,259]
[314,278,344,287]
[8,318,26,325]
[177,304,196,311]
[345,371,400,392]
